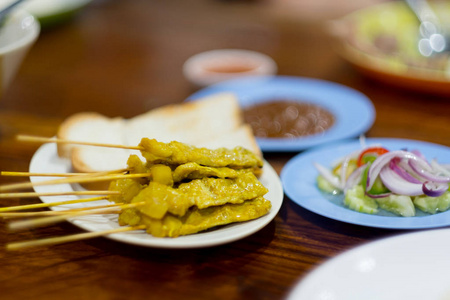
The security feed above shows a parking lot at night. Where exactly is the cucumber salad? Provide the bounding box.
[315,145,450,217]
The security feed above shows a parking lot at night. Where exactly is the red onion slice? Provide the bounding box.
[366,151,421,191]
[339,155,352,189]
[343,164,366,193]
[379,165,424,196]
[411,149,427,161]
[365,191,392,198]
[431,159,450,176]
[389,158,421,184]
[409,159,450,183]
[422,181,449,197]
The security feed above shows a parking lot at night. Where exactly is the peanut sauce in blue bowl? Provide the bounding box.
[243,100,335,139]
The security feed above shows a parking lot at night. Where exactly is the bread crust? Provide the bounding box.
[56,93,262,190]
[57,112,115,158]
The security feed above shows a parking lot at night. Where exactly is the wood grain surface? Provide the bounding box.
[0,1,449,299]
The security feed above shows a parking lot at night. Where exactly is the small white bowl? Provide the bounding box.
[0,8,40,97]
[183,49,277,87]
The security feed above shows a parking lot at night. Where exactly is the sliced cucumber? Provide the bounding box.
[375,194,415,217]
[344,185,378,214]
[413,191,450,214]
[316,174,341,194]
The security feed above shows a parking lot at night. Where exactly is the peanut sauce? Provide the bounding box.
[243,100,335,139]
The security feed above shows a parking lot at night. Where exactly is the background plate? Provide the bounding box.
[332,1,450,96]
[22,0,91,28]
[187,76,375,152]
[29,143,284,248]
[287,228,450,299]
[281,138,450,229]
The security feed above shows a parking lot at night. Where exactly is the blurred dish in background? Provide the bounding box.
[287,228,450,299]
[0,8,39,98]
[330,1,450,95]
[21,0,91,28]
[183,49,277,87]
[187,76,375,152]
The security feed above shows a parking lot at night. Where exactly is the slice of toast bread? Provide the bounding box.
[57,93,261,177]
[57,112,126,159]
[123,93,243,146]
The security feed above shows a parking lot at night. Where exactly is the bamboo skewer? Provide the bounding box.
[1,171,124,177]
[0,168,124,192]
[0,168,127,191]
[0,172,151,192]
[0,190,120,198]
[1,135,151,250]
[0,196,110,212]
[8,202,145,231]
[16,134,143,150]
[0,203,123,219]
[7,225,147,251]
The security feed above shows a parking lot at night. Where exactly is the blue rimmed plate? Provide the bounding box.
[281,138,450,229]
[187,76,375,152]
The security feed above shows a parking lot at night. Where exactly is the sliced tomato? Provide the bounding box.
[356,147,389,167]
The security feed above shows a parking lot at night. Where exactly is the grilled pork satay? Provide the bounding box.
[108,139,270,238]
[109,178,143,204]
[109,163,173,204]
[111,154,262,203]
[128,153,261,181]
[172,162,262,181]
[119,171,268,222]
[138,138,264,169]
[121,196,271,238]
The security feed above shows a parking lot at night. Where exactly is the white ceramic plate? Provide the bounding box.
[281,138,450,229]
[29,143,284,248]
[287,228,450,300]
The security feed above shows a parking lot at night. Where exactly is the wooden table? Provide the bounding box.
[1,1,449,299]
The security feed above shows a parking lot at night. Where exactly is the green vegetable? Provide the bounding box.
[375,194,415,217]
[413,191,450,214]
[361,165,390,195]
[316,175,340,194]
[344,185,378,214]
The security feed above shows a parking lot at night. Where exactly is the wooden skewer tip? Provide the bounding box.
[7,225,146,251]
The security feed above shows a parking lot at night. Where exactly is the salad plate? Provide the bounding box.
[287,228,450,299]
[281,138,450,229]
[331,1,450,96]
[187,76,375,152]
[28,143,284,248]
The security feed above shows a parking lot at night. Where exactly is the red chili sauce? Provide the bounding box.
[204,63,257,73]
[243,100,335,139]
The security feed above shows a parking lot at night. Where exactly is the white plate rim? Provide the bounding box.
[281,137,450,229]
[187,75,375,152]
[29,143,284,248]
[287,227,450,299]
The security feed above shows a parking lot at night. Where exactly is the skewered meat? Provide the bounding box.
[139,138,263,169]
